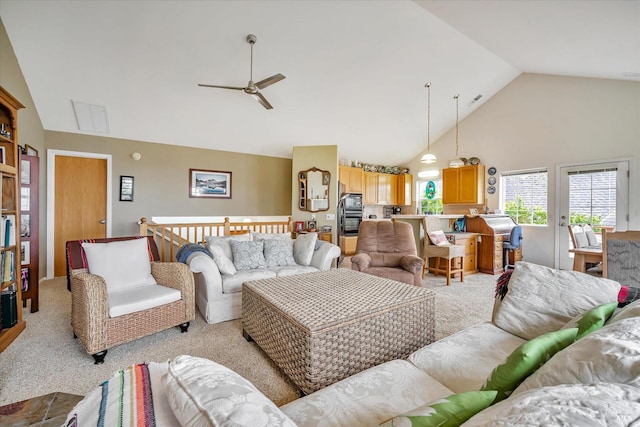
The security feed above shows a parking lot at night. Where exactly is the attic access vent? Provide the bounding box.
[71,100,109,133]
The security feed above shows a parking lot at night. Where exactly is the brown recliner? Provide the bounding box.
[351,220,424,286]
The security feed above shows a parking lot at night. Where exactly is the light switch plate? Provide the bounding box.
[326,213,335,220]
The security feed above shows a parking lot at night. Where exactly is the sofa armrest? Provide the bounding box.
[309,240,341,271]
[350,253,372,271]
[186,251,224,298]
[151,262,196,320]
[70,270,109,353]
[399,254,424,273]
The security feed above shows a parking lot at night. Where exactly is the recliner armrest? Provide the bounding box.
[350,253,372,271]
[400,254,424,273]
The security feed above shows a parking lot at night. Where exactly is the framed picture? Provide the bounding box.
[119,175,134,201]
[25,144,38,156]
[295,221,305,232]
[21,240,30,265]
[189,169,232,199]
[21,159,30,184]
[322,225,332,233]
[20,214,30,237]
[306,220,317,230]
[0,146,5,164]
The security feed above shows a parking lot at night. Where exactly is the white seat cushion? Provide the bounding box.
[409,322,526,393]
[280,359,453,427]
[108,284,181,318]
[82,238,157,293]
[221,269,276,294]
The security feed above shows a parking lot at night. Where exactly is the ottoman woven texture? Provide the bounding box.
[242,269,435,395]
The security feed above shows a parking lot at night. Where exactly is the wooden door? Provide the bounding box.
[54,156,107,276]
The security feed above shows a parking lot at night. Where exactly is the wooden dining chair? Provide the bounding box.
[602,229,640,287]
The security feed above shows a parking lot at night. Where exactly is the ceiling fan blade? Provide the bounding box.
[255,73,285,90]
[198,83,245,91]
[251,92,273,110]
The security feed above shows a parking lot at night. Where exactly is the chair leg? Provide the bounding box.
[445,258,452,286]
[460,256,464,283]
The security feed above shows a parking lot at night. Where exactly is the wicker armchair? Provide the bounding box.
[66,236,195,364]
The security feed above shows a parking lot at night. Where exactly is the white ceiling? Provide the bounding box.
[1,0,638,166]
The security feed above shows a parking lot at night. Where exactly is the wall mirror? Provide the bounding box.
[298,167,330,212]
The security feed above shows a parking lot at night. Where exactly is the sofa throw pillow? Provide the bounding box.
[428,230,450,246]
[512,317,640,396]
[230,240,267,270]
[464,383,640,427]
[81,238,157,293]
[263,239,297,267]
[492,261,621,340]
[480,327,578,402]
[561,301,618,340]
[378,391,497,427]
[293,232,317,266]
[162,355,297,427]
[204,234,252,261]
[208,244,237,275]
[618,285,640,307]
[252,232,291,241]
[608,298,640,324]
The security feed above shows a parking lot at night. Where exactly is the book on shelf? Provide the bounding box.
[2,251,13,283]
[1,288,17,328]
[1,214,15,248]
[21,267,29,292]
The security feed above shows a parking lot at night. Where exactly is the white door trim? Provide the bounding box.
[46,149,112,279]
[554,156,631,269]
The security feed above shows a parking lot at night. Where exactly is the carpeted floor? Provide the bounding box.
[0,268,498,408]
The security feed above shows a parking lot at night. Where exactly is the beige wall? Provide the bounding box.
[409,73,640,267]
[292,145,338,242]
[46,131,292,237]
[1,20,47,278]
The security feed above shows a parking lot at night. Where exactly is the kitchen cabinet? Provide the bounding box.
[442,165,485,204]
[396,174,412,206]
[340,236,358,255]
[363,172,378,204]
[378,174,396,205]
[338,166,364,193]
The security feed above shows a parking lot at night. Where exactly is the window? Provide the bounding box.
[568,168,617,228]
[417,179,443,214]
[500,169,548,225]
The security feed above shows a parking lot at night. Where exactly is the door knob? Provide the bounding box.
[99,219,106,224]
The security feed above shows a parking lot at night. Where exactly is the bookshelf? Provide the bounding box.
[0,86,25,353]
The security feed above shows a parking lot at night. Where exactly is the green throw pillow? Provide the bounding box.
[480,327,578,402]
[378,391,498,427]
[574,301,618,340]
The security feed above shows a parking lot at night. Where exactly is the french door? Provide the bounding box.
[557,159,629,270]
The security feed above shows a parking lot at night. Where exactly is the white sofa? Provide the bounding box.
[185,232,341,323]
[65,261,640,426]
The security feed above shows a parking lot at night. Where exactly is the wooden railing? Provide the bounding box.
[139,217,294,262]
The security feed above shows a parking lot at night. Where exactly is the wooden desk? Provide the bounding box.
[569,247,602,272]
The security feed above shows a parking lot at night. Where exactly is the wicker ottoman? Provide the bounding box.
[242,269,435,395]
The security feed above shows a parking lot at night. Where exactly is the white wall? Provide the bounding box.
[408,73,640,268]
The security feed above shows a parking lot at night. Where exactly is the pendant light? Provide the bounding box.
[420,82,437,164]
[448,93,465,168]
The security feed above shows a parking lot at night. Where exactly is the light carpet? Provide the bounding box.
[0,270,498,407]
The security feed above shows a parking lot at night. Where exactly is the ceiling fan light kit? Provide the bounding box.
[198,34,285,110]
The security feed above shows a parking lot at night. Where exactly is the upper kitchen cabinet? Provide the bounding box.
[396,174,412,206]
[442,165,485,204]
[338,166,364,193]
[363,172,378,204]
[377,173,397,205]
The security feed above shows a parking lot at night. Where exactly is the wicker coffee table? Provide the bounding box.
[242,269,435,395]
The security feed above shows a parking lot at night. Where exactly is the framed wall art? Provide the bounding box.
[119,175,134,201]
[189,169,232,199]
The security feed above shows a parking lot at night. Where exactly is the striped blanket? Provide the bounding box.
[65,364,158,427]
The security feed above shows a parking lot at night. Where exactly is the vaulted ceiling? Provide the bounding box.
[1,0,638,165]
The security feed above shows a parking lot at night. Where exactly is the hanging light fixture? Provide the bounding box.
[448,93,465,168]
[421,82,437,164]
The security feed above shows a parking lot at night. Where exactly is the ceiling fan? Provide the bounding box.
[198,34,285,110]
